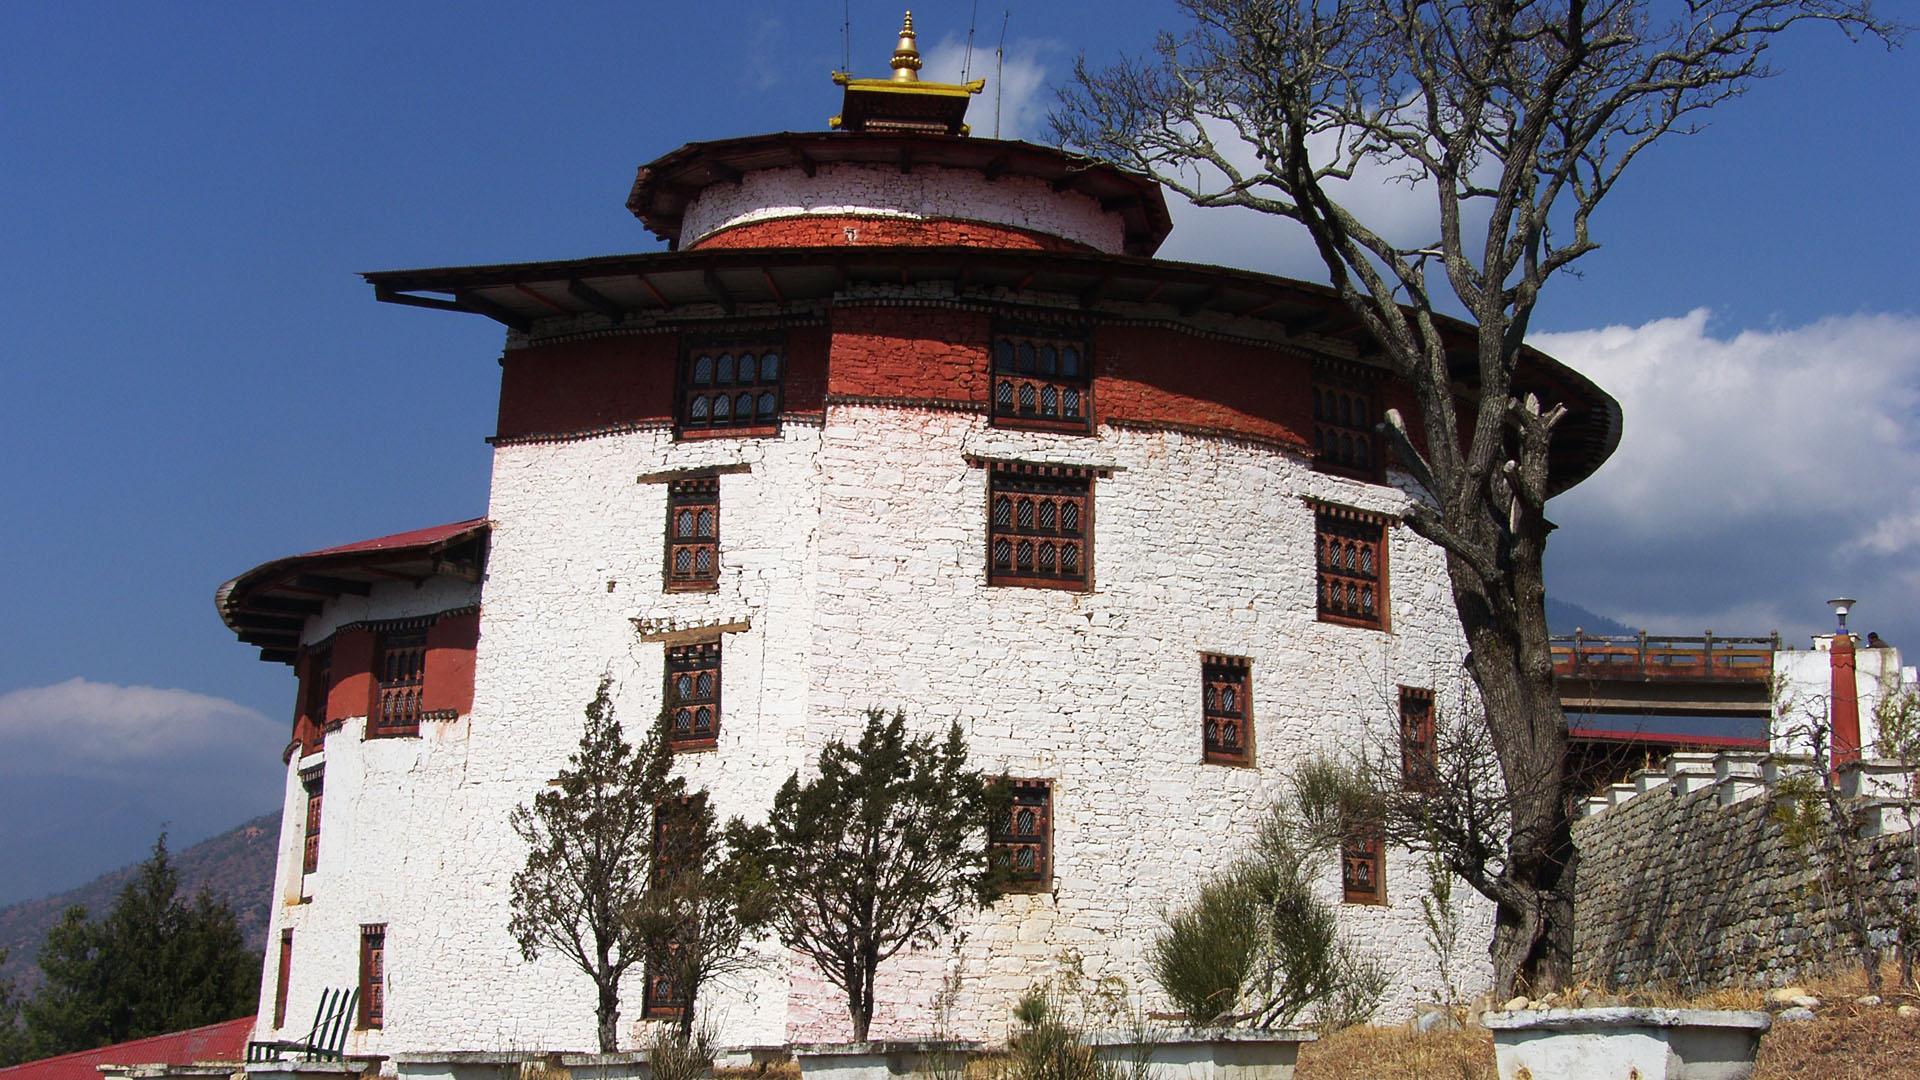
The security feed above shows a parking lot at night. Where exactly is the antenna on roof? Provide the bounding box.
[842,0,852,73]
[993,10,1009,138]
[962,0,980,81]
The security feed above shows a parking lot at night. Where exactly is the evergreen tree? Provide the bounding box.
[23,836,259,1057]
[728,709,1002,1042]
[509,677,682,1052]
[0,949,27,1067]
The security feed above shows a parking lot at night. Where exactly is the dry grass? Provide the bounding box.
[1295,1023,1495,1080]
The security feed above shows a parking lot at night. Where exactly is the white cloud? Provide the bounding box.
[0,677,275,769]
[1537,309,1920,643]
[921,34,1052,142]
[1537,310,1920,535]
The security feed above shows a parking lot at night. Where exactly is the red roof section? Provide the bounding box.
[299,517,490,558]
[0,1017,253,1080]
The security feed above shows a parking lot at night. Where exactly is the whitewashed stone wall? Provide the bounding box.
[679,164,1127,253]
[253,576,484,1059]
[1772,638,1913,756]
[256,402,1495,1062]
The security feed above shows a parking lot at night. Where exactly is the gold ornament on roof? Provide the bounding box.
[830,10,984,135]
[891,11,923,82]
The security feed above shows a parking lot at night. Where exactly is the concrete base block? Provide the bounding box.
[794,1041,980,1080]
[1485,1008,1769,1080]
[1087,1030,1316,1080]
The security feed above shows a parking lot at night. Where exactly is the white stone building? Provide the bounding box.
[216,20,1621,1063]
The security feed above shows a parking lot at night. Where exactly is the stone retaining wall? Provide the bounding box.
[1573,752,1918,991]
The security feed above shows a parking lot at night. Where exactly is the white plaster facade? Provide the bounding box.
[253,387,1496,1060]
[679,163,1128,253]
[1771,635,1917,757]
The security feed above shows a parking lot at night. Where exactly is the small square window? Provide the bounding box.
[1341,823,1385,905]
[1313,378,1382,481]
[665,476,720,592]
[664,641,721,750]
[988,465,1091,591]
[991,779,1052,890]
[990,328,1092,433]
[677,341,783,438]
[1202,654,1252,765]
[1399,686,1436,792]
[358,924,386,1029]
[370,628,426,738]
[1315,506,1389,630]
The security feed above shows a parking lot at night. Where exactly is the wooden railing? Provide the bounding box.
[1550,631,1778,681]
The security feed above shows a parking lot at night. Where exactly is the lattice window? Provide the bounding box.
[1341,823,1385,905]
[1202,654,1252,764]
[301,766,323,876]
[643,796,706,1020]
[371,628,426,737]
[358,925,386,1029]
[679,342,783,436]
[666,475,720,591]
[664,641,721,749]
[1400,686,1437,792]
[273,929,293,1028]
[1315,506,1389,629]
[991,329,1092,432]
[302,644,331,733]
[991,779,1052,888]
[1314,379,1381,480]
[988,465,1091,590]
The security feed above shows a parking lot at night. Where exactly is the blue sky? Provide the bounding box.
[1,2,1915,903]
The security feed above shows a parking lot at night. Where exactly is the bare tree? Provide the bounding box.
[1055,0,1899,994]
[509,678,682,1051]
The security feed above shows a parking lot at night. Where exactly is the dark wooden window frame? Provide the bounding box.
[273,928,294,1028]
[1202,654,1254,766]
[665,474,721,592]
[1399,685,1437,793]
[990,778,1053,892]
[986,462,1095,592]
[301,765,323,877]
[1312,502,1392,632]
[990,325,1093,434]
[1341,822,1386,905]
[675,335,785,440]
[301,644,332,733]
[1313,368,1384,483]
[664,639,721,751]
[368,624,428,739]
[357,924,386,1029]
[642,794,707,1020]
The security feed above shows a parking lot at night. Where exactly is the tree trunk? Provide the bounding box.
[1448,548,1579,997]
[846,960,874,1043]
[595,977,620,1053]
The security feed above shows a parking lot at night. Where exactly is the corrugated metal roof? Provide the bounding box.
[0,1016,253,1080]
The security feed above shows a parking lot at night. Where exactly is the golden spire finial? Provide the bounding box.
[890,10,922,82]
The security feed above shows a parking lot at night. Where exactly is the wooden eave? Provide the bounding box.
[215,520,490,664]
[624,131,1174,256]
[362,246,1621,493]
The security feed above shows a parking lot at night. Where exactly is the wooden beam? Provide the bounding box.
[709,161,743,185]
[793,149,817,178]
[761,268,786,304]
[372,286,466,314]
[239,614,308,632]
[567,278,625,320]
[451,289,531,332]
[249,596,324,616]
[1178,285,1221,317]
[290,574,373,597]
[1078,274,1111,310]
[898,146,914,174]
[1283,311,1337,336]
[1100,194,1140,213]
[983,156,1010,181]
[512,283,572,315]
[703,269,736,314]
[636,273,670,307]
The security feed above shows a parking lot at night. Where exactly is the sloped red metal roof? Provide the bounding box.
[299,517,490,558]
[0,1016,253,1080]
